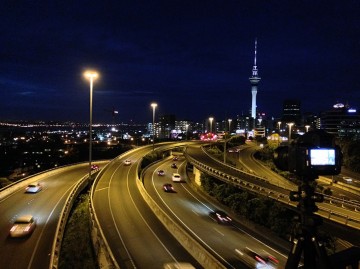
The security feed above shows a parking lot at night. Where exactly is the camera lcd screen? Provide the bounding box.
[310,149,336,166]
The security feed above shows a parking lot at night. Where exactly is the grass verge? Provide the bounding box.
[59,193,97,269]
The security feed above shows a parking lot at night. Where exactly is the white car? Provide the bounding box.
[172,173,181,182]
[343,177,353,183]
[124,160,131,166]
[25,182,42,193]
[10,215,36,237]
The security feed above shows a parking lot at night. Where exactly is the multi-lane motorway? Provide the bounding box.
[0,163,95,269]
[91,144,202,269]
[142,155,288,268]
[1,141,359,269]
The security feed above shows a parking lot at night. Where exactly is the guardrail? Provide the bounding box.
[49,168,98,269]
[137,160,226,269]
[88,162,120,269]
[184,149,360,230]
[0,164,84,201]
[88,147,144,269]
[201,145,360,211]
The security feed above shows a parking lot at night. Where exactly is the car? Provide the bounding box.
[25,182,42,193]
[124,160,131,166]
[343,177,353,183]
[9,215,36,238]
[209,210,232,224]
[172,173,181,182]
[242,247,279,267]
[171,163,177,169]
[157,170,165,176]
[163,262,195,269]
[163,183,175,192]
[172,156,179,161]
[91,164,99,170]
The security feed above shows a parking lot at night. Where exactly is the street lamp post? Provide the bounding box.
[305,125,310,132]
[209,117,214,133]
[278,121,281,132]
[224,119,232,164]
[84,70,98,181]
[288,122,294,144]
[151,103,157,150]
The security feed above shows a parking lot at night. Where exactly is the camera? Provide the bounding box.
[274,130,341,177]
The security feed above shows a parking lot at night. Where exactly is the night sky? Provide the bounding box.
[1,1,360,124]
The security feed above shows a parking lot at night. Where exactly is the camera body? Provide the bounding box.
[274,130,341,177]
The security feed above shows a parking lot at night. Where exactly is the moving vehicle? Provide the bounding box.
[209,210,232,224]
[25,182,42,193]
[343,177,353,183]
[163,183,175,192]
[172,156,179,161]
[157,170,165,176]
[124,160,131,166]
[163,262,195,269]
[10,215,36,237]
[242,247,279,267]
[91,164,99,170]
[172,173,181,182]
[171,163,177,169]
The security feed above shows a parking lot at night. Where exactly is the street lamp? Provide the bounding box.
[287,122,294,144]
[305,125,310,132]
[224,119,232,164]
[228,118,232,133]
[277,121,281,131]
[151,103,157,150]
[84,70,99,181]
[209,117,214,133]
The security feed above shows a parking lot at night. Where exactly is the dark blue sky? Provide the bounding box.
[1,1,359,123]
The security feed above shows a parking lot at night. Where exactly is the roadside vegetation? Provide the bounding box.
[59,193,97,269]
[200,173,336,254]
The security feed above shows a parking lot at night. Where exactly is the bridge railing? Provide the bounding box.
[184,149,360,230]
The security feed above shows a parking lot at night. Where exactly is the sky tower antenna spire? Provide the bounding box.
[249,38,261,121]
[252,38,258,77]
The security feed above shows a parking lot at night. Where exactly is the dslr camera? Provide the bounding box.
[274,130,341,177]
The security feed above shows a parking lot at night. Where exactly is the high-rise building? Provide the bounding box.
[249,39,261,124]
[320,103,360,139]
[282,99,301,125]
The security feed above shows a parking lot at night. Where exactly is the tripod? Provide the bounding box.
[285,175,334,269]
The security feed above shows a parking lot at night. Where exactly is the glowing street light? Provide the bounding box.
[287,122,294,143]
[209,117,214,133]
[278,121,282,131]
[84,70,99,181]
[151,103,157,150]
[228,118,232,132]
[305,125,310,132]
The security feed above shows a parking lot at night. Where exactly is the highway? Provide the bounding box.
[0,163,94,269]
[189,142,360,244]
[1,141,359,269]
[143,155,288,268]
[91,144,202,269]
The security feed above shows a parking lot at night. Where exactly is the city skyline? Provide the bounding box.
[1,1,359,123]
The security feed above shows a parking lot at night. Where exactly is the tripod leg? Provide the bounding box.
[285,238,304,269]
[312,237,334,269]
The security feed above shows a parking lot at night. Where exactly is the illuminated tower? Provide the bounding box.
[249,39,261,120]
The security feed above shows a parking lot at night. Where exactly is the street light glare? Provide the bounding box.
[84,70,99,80]
[151,103,158,108]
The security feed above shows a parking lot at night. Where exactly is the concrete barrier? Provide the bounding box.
[137,167,226,269]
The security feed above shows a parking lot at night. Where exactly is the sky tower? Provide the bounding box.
[249,39,261,120]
